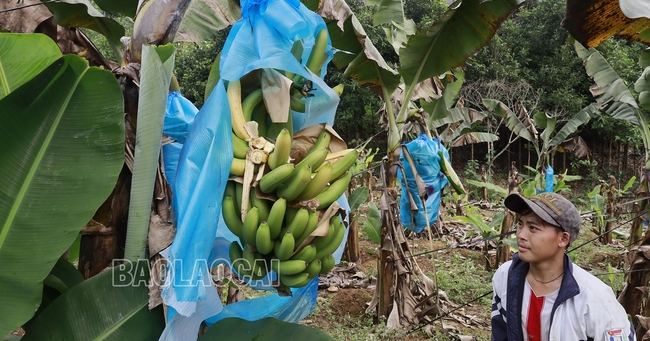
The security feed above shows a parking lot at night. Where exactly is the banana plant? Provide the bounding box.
[0,33,125,336]
[485,95,598,191]
[323,0,525,174]
[310,0,524,323]
[571,39,650,323]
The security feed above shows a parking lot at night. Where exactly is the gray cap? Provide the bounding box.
[504,192,581,243]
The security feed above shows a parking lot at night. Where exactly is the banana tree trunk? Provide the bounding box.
[378,152,400,318]
[79,0,193,278]
[497,161,519,266]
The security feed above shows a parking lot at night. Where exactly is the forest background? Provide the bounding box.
[117,0,648,189]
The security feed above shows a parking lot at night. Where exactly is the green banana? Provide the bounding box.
[242,206,260,247]
[250,188,270,222]
[306,28,329,75]
[251,102,269,138]
[295,163,333,201]
[274,231,295,261]
[259,163,295,194]
[315,170,352,210]
[229,241,251,277]
[235,181,244,216]
[232,133,249,159]
[230,158,246,177]
[312,128,332,153]
[267,128,292,170]
[320,254,335,274]
[290,244,316,263]
[438,151,466,195]
[306,259,322,278]
[283,207,309,238]
[267,109,293,145]
[222,195,243,238]
[328,149,358,181]
[271,259,308,275]
[242,88,263,121]
[295,210,319,247]
[256,221,274,255]
[314,217,345,259]
[280,272,310,287]
[290,96,306,113]
[243,246,267,280]
[225,181,240,218]
[284,206,299,223]
[311,222,338,253]
[267,198,286,240]
[285,40,304,79]
[277,164,312,201]
[227,79,250,140]
[295,146,328,171]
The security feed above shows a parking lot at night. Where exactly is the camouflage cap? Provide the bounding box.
[504,192,581,243]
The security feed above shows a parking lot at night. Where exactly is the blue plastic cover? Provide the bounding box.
[398,135,450,233]
[159,0,345,339]
[544,165,555,193]
[162,91,199,186]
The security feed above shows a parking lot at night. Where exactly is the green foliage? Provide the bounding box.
[467,0,592,115]
[348,187,370,211]
[362,202,381,244]
[174,35,227,108]
[0,36,124,334]
[325,68,385,150]
[22,262,165,340]
[587,184,605,228]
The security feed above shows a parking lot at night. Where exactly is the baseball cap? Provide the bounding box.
[504,192,581,243]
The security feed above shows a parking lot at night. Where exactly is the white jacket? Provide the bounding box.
[491,254,635,341]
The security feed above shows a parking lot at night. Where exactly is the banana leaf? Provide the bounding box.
[199,317,336,341]
[94,0,138,18]
[327,13,400,97]
[564,0,650,48]
[466,180,508,197]
[549,104,599,147]
[364,0,404,26]
[348,186,369,211]
[22,262,165,341]
[573,40,639,124]
[42,0,125,54]
[398,0,524,88]
[0,52,124,335]
[22,258,84,330]
[175,0,241,42]
[124,44,175,261]
[0,33,61,100]
[484,98,536,143]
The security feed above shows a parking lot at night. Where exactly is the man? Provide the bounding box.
[491,192,635,341]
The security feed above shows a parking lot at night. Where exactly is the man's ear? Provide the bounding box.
[559,231,570,248]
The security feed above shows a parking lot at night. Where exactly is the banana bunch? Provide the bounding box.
[222,27,359,291]
[224,199,346,288]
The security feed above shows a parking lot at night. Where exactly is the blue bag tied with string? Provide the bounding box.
[398,135,450,233]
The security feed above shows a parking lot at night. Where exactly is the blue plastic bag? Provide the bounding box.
[398,135,450,233]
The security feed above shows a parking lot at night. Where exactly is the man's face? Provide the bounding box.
[515,212,569,264]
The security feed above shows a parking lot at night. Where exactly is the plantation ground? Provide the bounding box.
[303,205,630,341]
